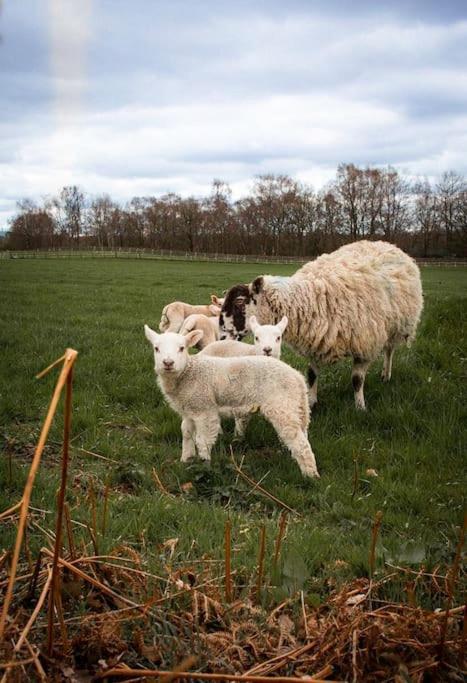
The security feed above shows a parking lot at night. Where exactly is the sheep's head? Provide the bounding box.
[211,294,225,308]
[250,315,288,358]
[219,278,268,340]
[144,325,203,375]
[219,284,254,340]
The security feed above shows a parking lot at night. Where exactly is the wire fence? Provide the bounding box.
[0,247,466,267]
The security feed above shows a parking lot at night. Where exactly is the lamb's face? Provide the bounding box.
[144,325,202,375]
[250,315,288,358]
[219,284,254,340]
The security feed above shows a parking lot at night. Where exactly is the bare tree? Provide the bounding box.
[88,195,117,248]
[437,171,466,254]
[4,168,466,257]
[53,186,86,246]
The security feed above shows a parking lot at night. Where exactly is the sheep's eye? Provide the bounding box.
[276,336,281,342]
[155,347,160,353]
[255,336,259,342]
[179,346,185,352]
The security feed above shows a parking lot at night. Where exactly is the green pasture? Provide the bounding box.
[0,258,466,605]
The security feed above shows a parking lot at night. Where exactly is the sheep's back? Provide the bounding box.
[199,340,256,357]
[263,241,422,362]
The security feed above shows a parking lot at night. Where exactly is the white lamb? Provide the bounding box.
[199,316,288,436]
[179,313,220,349]
[199,315,288,359]
[159,298,222,333]
[220,240,423,410]
[144,326,319,478]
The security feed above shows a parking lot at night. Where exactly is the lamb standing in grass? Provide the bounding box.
[199,315,288,359]
[219,240,423,410]
[159,298,222,333]
[199,316,288,436]
[144,325,319,478]
[179,313,220,349]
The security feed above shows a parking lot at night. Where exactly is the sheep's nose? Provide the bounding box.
[163,359,174,369]
[263,347,272,356]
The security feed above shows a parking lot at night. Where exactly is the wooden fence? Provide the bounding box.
[0,248,466,267]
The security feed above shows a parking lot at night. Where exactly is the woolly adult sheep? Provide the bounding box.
[219,240,423,410]
[144,326,319,478]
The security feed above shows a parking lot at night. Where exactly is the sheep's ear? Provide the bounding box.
[251,276,264,295]
[249,315,259,332]
[185,329,204,348]
[144,324,159,345]
[277,316,288,333]
[209,304,221,315]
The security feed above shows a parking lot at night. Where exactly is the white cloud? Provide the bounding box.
[1,2,466,227]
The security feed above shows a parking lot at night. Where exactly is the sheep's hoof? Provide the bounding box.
[381,372,391,383]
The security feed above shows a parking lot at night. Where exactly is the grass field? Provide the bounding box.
[0,258,466,607]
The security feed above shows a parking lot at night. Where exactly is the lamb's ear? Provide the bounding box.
[249,315,259,332]
[277,316,288,333]
[209,304,221,315]
[184,329,204,348]
[144,324,159,345]
[211,295,222,306]
[251,276,264,295]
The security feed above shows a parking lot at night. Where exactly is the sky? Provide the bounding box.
[1,0,467,227]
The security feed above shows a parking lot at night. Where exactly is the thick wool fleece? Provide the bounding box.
[157,354,318,477]
[158,356,307,426]
[253,241,423,364]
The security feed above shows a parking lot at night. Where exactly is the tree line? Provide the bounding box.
[3,164,467,257]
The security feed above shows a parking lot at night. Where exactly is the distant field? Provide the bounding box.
[0,258,466,603]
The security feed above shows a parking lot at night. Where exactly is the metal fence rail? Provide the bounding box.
[0,248,466,267]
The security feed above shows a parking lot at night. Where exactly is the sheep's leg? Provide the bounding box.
[167,314,185,333]
[233,410,249,439]
[307,362,319,409]
[262,406,319,478]
[352,358,371,410]
[181,417,196,462]
[193,413,221,462]
[381,346,395,383]
[281,427,319,479]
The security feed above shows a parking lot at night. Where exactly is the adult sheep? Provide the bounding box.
[219,240,423,410]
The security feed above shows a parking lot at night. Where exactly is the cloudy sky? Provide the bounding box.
[1,0,466,226]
